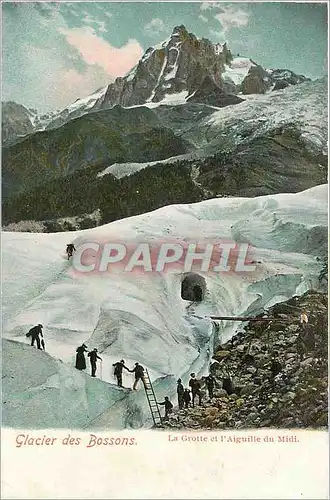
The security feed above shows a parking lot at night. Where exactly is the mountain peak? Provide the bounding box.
[90,25,311,110]
[171,25,188,36]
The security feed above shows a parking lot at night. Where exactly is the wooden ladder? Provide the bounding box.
[144,369,163,428]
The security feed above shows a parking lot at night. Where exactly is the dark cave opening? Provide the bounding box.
[181,273,206,302]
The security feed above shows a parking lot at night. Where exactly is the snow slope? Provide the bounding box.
[2,185,327,429]
[205,78,327,154]
[222,57,255,86]
[60,86,108,115]
[97,153,193,179]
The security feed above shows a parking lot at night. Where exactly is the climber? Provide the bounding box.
[87,348,102,377]
[157,397,173,420]
[270,355,282,380]
[75,344,88,370]
[205,374,216,399]
[189,373,203,407]
[183,388,191,409]
[113,359,130,387]
[66,243,76,260]
[222,375,235,395]
[297,328,315,359]
[26,324,44,350]
[129,362,147,390]
[177,378,184,409]
[300,311,309,330]
[303,329,316,350]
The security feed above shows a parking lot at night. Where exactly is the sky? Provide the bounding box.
[2,1,328,113]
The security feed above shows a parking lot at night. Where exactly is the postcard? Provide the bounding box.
[1,1,328,498]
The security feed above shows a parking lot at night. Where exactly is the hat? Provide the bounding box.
[82,344,87,348]
[94,348,98,352]
[190,373,195,377]
[120,359,125,363]
[38,324,43,328]
[177,378,182,383]
[135,362,139,366]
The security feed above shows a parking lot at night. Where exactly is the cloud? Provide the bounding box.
[15,43,112,112]
[209,29,227,43]
[3,3,138,112]
[82,15,108,33]
[58,26,144,77]
[205,3,250,40]
[58,66,110,107]
[199,14,209,23]
[214,5,250,34]
[144,18,166,37]
[200,2,224,11]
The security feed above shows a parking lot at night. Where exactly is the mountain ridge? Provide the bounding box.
[2,25,311,144]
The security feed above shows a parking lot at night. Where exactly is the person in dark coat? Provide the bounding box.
[177,378,184,409]
[223,376,234,395]
[157,397,173,420]
[66,243,76,260]
[75,344,88,370]
[270,357,282,380]
[205,374,216,399]
[113,359,129,387]
[129,362,147,390]
[88,348,102,377]
[183,388,191,408]
[26,324,43,350]
[189,373,202,407]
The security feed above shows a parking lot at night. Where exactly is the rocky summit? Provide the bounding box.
[95,25,310,110]
[163,290,328,430]
[2,25,311,145]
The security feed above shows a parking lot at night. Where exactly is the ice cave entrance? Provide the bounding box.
[181,273,206,302]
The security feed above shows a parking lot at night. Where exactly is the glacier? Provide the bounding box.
[96,78,327,181]
[2,184,327,430]
[204,77,327,154]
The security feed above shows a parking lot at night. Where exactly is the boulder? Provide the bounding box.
[241,65,269,94]
[241,383,258,396]
[205,407,219,416]
[214,389,229,398]
[214,350,231,359]
[187,75,244,108]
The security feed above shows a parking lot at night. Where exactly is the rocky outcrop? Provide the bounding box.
[95,26,311,109]
[187,76,244,107]
[2,27,312,146]
[96,25,234,109]
[241,64,271,95]
[163,290,328,430]
[269,68,310,92]
[2,102,36,146]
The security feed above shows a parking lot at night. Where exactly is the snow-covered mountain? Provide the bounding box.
[95,25,310,109]
[2,87,108,145]
[2,184,327,429]
[1,101,57,146]
[101,77,327,181]
[43,86,108,130]
[2,25,311,146]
